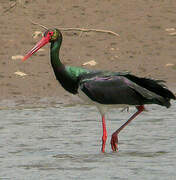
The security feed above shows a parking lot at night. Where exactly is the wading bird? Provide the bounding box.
[23,29,175,152]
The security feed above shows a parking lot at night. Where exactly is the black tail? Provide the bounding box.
[125,74,176,102]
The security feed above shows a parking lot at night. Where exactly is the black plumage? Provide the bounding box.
[79,72,175,108]
[23,28,176,152]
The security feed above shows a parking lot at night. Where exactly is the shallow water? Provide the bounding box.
[0,102,176,180]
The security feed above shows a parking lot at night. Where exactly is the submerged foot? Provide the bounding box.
[111,133,119,152]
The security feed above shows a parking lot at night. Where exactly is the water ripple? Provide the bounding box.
[0,102,176,179]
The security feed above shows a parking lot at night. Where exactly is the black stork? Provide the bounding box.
[23,29,176,152]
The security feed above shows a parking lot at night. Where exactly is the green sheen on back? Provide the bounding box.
[65,66,90,80]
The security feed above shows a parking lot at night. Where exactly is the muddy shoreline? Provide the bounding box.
[0,0,176,107]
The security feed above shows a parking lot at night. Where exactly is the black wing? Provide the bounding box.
[79,74,174,107]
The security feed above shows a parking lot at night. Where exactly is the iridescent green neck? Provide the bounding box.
[50,39,63,68]
[49,36,92,94]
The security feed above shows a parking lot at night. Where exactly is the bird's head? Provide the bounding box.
[22,28,62,61]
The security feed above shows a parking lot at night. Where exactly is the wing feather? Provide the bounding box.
[80,76,145,105]
[79,72,174,107]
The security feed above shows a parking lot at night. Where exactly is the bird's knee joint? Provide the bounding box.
[102,135,107,142]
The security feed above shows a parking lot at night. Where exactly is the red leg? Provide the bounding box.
[111,105,145,152]
[101,115,107,153]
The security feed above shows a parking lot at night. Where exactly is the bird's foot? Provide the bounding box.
[111,133,119,152]
[101,144,105,153]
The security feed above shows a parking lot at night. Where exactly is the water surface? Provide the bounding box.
[0,102,176,179]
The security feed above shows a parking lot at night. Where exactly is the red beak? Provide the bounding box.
[22,36,50,61]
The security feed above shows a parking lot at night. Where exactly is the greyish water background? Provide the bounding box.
[0,101,176,180]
